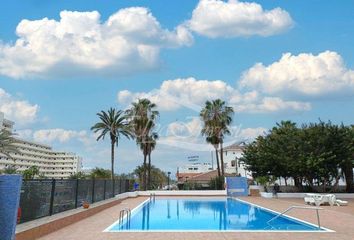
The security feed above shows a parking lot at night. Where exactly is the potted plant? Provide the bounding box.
[82,201,90,209]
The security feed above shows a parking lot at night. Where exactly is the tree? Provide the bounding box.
[206,135,221,177]
[69,171,87,179]
[90,167,111,179]
[200,99,234,177]
[0,129,20,158]
[241,120,354,193]
[145,132,158,190]
[22,166,40,180]
[342,125,354,192]
[126,99,159,190]
[133,165,167,190]
[91,108,132,192]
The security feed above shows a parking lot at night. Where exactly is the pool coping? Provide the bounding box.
[104,196,335,233]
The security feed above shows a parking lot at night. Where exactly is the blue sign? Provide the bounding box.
[0,174,22,240]
[226,177,248,197]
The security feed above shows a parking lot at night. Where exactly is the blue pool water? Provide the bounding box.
[107,198,324,231]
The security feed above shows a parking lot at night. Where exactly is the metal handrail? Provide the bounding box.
[150,193,156,201]
[267,205,323,229]
[118,208,131,228]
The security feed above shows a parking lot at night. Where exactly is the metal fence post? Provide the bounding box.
[119,179,121,193]
[103,180,106,200]
[74,179,79,208]
[91,178,95,203]
[49,179,56,216]
[112,179,115,197]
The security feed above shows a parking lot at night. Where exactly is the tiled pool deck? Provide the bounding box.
[20,196,354,240]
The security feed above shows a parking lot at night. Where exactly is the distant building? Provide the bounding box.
[222,142,251,178]
[0,112,82,179]
[182,170,219,188]
[176,142,250,188]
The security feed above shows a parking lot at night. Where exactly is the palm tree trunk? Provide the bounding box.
[214,146,221,177]
[143,146,148,191]
[220,141,225,177]
[111,142,115,195]
[148,151,152,190]
[111,142,115,180]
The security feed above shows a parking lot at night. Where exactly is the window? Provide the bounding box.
[231,160,236,167]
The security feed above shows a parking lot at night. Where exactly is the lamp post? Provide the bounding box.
[235,157,238,176]
[167,172,171,190]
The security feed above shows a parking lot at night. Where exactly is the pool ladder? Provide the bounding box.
[119,208,131,228]
[266,205,323,229]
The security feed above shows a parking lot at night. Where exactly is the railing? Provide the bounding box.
[119,208,131,229]
[267,205,323,229]
[19,178,132,223]
[150,193,156,201]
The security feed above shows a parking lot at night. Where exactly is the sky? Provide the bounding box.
[0,0,353,175]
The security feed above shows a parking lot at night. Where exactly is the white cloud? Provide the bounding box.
[234,97,311,113]
[166,117,202,139]
[32,129,87,143]
[187,0,293,38]
[159,117,211,151]
[240,51,354,97]
[0,8,193,79]
[117,77,310,113]
[15,129,33,139]
[237,127,267,141]
[118,78,237,111]
[0,88,39,125]
[159,117,267,150]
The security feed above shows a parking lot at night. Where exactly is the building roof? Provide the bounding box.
[176,173,200,179]
[187,170,218,182]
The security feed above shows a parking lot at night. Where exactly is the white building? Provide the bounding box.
[0,112,82,179]
[176,143,251,184]
[178,162,214,174]
[222,142,252,179]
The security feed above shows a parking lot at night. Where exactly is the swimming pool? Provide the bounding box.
[105,197,328,232]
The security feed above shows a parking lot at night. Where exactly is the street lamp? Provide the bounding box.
[167,172,171,190]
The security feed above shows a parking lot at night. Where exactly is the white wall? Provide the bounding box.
[137,190,227,196]
[115,190,227,198]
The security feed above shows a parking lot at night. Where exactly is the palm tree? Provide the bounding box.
[22,166,40,180]
[146,132,158,190]
[126,99,159,190]
[91,108,132,194]
[200,99,234,177]
[0,129,19,159]
[206,135,221,177]
[133,164,167,190]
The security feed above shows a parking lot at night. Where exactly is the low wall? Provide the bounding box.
[16,197,124,240]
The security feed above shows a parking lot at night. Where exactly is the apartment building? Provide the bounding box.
[0,112,82,179]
